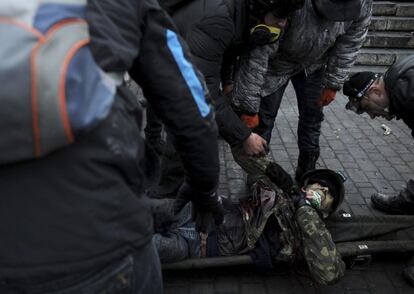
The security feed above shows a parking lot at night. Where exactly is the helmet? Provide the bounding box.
[249,0,305,19]
[311,0,363,21]
[299,169,346,215]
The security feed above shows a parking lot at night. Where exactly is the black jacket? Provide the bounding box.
[385,55,414,137]
[0,0,218,278]
[170,0,252,146]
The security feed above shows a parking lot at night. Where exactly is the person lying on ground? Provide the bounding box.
[152,166,347,285]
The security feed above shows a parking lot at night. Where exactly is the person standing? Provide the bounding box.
[231,0,372,182]
[152,0,304,198]
[343,55,414,215]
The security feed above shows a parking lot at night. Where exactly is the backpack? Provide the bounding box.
[0,0,123,164]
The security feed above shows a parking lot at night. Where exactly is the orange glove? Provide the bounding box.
[240,114,259,129]
[317,88,337,107]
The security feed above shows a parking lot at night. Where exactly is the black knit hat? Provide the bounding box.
[343,71,380,101]
[311,0,363,21]
[249,0,305,19]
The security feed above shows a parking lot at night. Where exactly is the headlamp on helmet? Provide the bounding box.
[343,73,381,115]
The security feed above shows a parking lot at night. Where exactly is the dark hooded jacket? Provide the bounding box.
[384,55,414,137]
[169,0,252,146]
[0,0,218,278]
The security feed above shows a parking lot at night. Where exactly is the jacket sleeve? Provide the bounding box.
[324,0,372,90]
[231,42,279,114]
[129,0,219,193]
[296,205,345,285]
[177,5,251,147]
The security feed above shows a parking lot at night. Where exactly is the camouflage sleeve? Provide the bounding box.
[231,144,272,176]
[295,205,345,285]
[324,0,372,90]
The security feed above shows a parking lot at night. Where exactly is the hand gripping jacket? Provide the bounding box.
[0,0,122,164]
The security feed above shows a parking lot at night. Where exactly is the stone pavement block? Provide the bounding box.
[380,167,404,181]
[348,147,369,160]
[391,143,411,154]
[320,147,336,159]
[328,140,347,151]
[365,171,384,180]
[378,146,399,157]
[373,160,391,168]
[322,158,345,171]
[358,187,377,198]
[344,181,358,194]
[390,181,406,191]
[401,154,414,162]
[393,165,413,174]
[369,178,393,192]
[272,149,290,161]
[354,182,374,188]
[357,158,378,172]
[347,169,369,183]
[387,156,407,165]
[346,193,367,205]
[401,173,414,182]
[226,168,244,179]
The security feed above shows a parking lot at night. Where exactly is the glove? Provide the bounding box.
[317,88,337,107]
[173,181,226,234]
[294,189,323,211]
[240,114,259,129]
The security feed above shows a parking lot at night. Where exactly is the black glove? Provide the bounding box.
[173,181,226,234]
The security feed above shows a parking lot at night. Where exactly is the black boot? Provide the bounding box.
[371,193,414,215]
[295,150,319,183]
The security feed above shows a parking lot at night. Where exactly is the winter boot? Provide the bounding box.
[295,150,319,183]
[371,193,414,215]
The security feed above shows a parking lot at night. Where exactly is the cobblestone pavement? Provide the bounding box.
[163,84,414,293]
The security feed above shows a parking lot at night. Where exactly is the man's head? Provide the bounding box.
[311,0,363,21]
[343,72,393,120]
[249,0,304,46]
[300,169,346,218]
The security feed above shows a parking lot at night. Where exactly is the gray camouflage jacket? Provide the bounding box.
[231,0,372,115]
